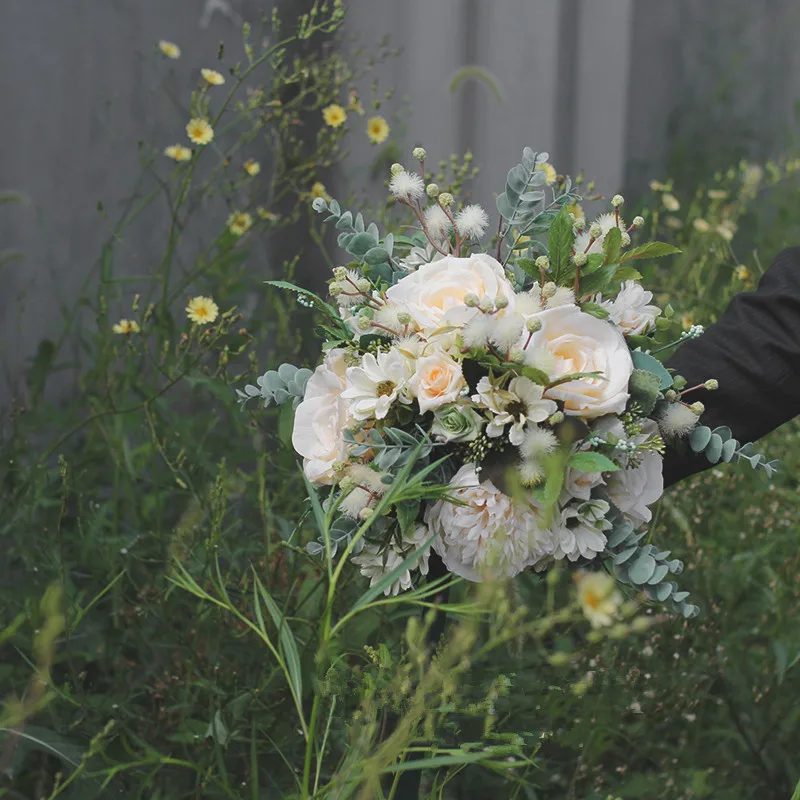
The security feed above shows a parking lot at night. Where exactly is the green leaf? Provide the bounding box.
[253,572,303,704]
[689,426,712,453]
[278,402,295,448]
[602,227,622,265]
[620,241,681,263]
[579,263,618,295]
[631,350,673,390]
[363,246,389,265]
[547,206,575,285]
[448,65,505,101]
[628,553,657,584]
[613,266,643,282]
[396,500,421,536]
[347,232,379,257]
[520,365,551,385]
[568,451,620,473]
[516,257,539,278]
[579,301,610,319]
[264,280,340,319]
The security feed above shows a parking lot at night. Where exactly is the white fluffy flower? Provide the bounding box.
[340,486,374,519]
[389,170,425,201]
[604,420,664,524]
[426,465,551,580]
[549,499,612,562]
[473,375,557,446]
[490,313,525,351]
[528,305,633,419]
[385,253,516,333]
[520,425,559,461]
[341,348,413,421]
[352,525,432,596]
[454,204,489,239]
[460,314,494,349]
[574,212,626,255]
[657,402,700,439]
[408,350,466,413]
[602,281,662,335]
[424,205,453,240]
[291,349,349,485]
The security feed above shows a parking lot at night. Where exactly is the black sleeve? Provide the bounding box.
[662,246,800,488]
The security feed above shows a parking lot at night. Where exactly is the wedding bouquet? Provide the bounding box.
[239,147,776,618]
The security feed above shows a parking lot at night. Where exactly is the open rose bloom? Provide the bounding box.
[240,146,776,617]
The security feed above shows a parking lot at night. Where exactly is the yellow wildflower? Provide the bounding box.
[662,193,680,212]
[536,162,557,186]
[322,104,347,128]
[186,296,219,325]
[257,207,279,222]
[735,265,750,281]
[681,312,695,330]
[158,40,181,59]
[243,159,261,177]
[186,118,214,146]
[575,572,622,629]
[164,144,192,162]
[112,319,141,335]
[567,202,584,219]
[366,115,390,144]
[692,218,711,233]
[311,182,330,201]
[227,211,253,236]
[347,90,365,115]
[201,68,225,86]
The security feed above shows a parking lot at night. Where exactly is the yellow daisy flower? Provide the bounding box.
[322,104,347,128]
[164,144,192,162]
[112,319,141,335]
[186,118,214,146]
[243,159,261,177]
[310,182,330,201]
[567,202,584,219]
[158,40,181,59]
[227,211,253,236]
[347,90,365,116]
[201,68,225,86]
[186,296,219,325]
[735,265,750,281]
[256,207,279,222]
[575,571,622,629]
[366,115,390,144]
[536,162,557,185]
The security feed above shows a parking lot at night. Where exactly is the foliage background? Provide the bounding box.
[1,4,800,799]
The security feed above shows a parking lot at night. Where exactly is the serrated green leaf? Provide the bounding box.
[620,241,681,263]
[579,263,618,295]
[568,451,620,473]
[602,227,622,265]
[547,206,575,285]
[579,301,610,319]
[396,500,421,536]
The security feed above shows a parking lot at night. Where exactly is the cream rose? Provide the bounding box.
[291,349,349,485]
[385,253,516,332]
[529,305,633,418]
[409,351,466,413]
[602,281,661,336]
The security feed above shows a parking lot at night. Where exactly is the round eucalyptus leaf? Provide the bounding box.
[628,553,657,585]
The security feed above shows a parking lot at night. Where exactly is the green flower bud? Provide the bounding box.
[548,411,565,426]
[621,232,631,247]
[396,311,412,325]
[542,282,557,299]
[479,296,495,313]
[690,401,705,415]
[665,389,678,401]
[438,192,454,208]
[390,162,404,177]
[573,217,586,231]
[535,255,550,269]
[508,346,525,362]
[358,507,374,521]
[611,194,625,207]
[356,278,371,292]
[632,215,645,228]
[430,403,484,443]
[672,375,687,390]
[525,317,542,333]
[589,223,603,239]
[426,182,439,198]
[332,266,347,280]
[573,252,588,267]
[704,379,719,391]
[412,146,427,161]
[356,316,372,331]
[494,295,509,309]
[464,293,480,308]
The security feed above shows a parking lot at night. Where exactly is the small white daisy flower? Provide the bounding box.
[341,348,413,421]
[474,376,558,446]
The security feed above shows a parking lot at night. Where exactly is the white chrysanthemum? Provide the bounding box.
[657,402,700,439]
[490,313,524,351]
[603,420,664,524]
[455,204,489,239]
[520,426,558,461]
[341,487,374,519]
[473,375,558,446]
[341,348,413,421]
[574,212,626,255]
[426,465,551,580]
[549,499,612,562]
[389,170,425,201]
[460,314,494,348]
[424,205,453,240]
[352,525,432,596]
[601,281,662,335]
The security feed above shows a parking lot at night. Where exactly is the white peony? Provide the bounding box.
[605,421,664,525]
[602,281,661,335]
[409,351,466,414]
[549,499,612,562]
[341,348,413,421]
[385,253,516,332]
[425,464,551,581]
[352,525,431,596]
[291,349,349,485]
[529,305,633,419]
[473,375,557,446]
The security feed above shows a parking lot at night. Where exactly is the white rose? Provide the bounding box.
[291,349,349,485]
[528,305,633,419]
[604,420,664,524]
[425,464,551,581]
[409,351,466,414]
[602,281,661,335]
[385,253,516,332]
